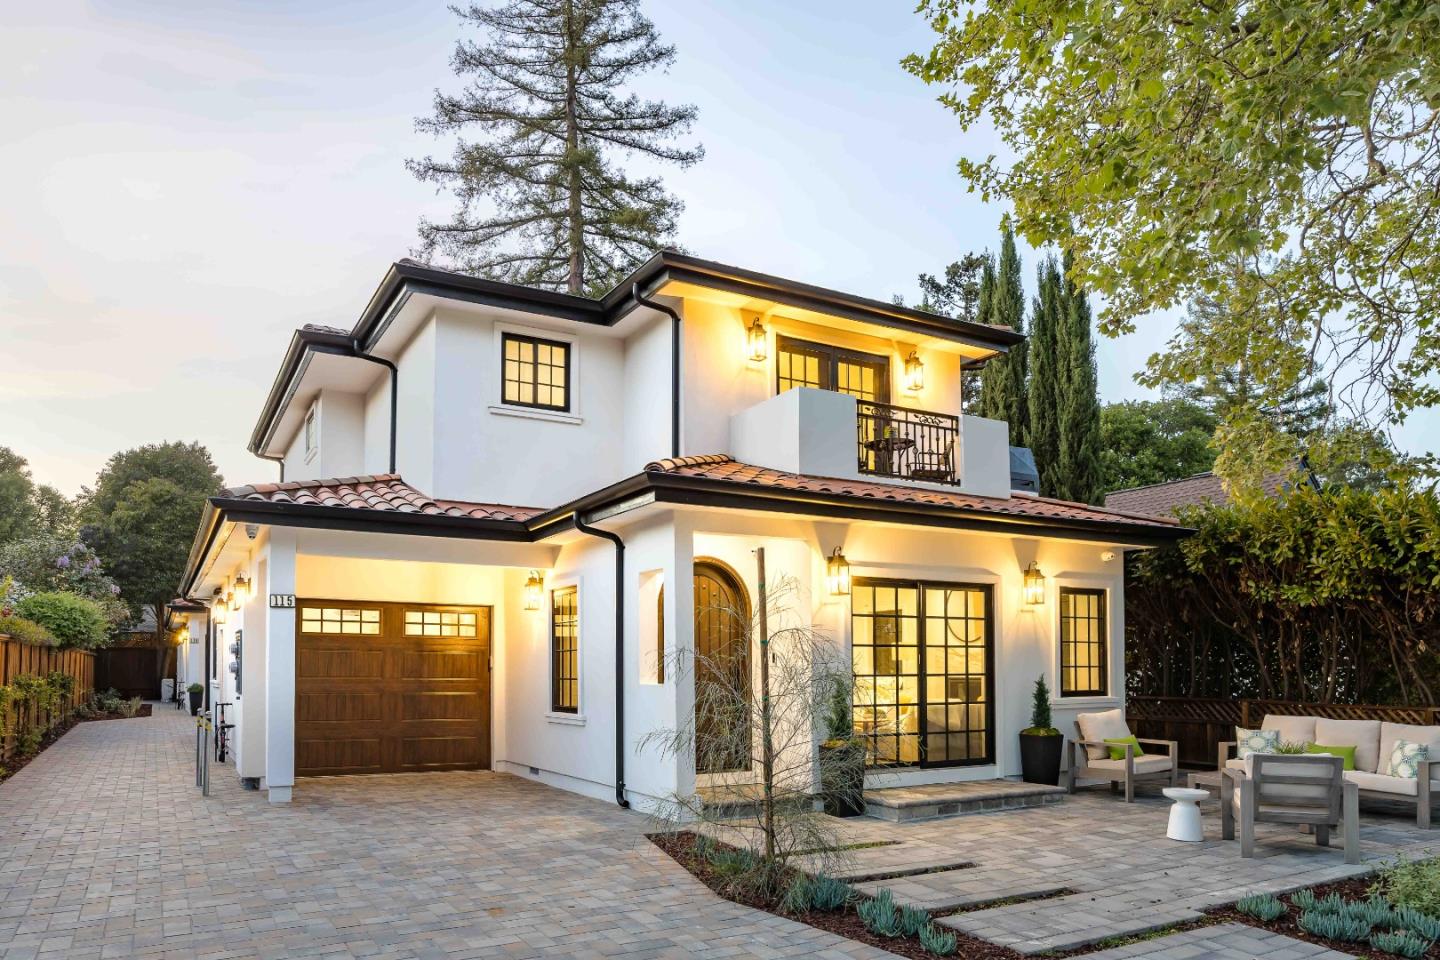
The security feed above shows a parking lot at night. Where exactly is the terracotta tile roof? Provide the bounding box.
[299,323,352,337]
[1104,467,1307,518]
[219,474,542,522]
[644,456,1180,530]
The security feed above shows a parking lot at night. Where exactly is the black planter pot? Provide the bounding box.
[1019,732,1064,785]
[188,690,202,716]
[818,741,867,817]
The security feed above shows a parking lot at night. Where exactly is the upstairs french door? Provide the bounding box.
[851,579,994,768]
[776,335,890,403]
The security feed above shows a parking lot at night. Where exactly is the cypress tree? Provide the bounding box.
[1027,256,1063,496]
[1057,255,1104,503]
[964,254,996,410]
[409,0,703,294]
[978,227,1028,445]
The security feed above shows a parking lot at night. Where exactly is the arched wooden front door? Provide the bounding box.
[693,560,751,773]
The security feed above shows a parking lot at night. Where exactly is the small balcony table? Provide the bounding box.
[1163,786,1210,841]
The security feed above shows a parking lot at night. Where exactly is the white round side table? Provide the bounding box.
[1162,787,1209,842]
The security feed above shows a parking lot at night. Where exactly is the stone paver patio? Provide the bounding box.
[3,707,1437,960]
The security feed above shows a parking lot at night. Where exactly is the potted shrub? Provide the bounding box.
[1019,674,1063,785]
[187,682,204,716]
[817,675,866,817]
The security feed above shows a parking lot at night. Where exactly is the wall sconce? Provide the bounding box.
[233,575,251,606]
[746,317,768,362]
[904,351,925,393]
[212,602,227,625]
[226,590,238,612]
[524,570,544,611]
[1022,561,1046,605]
[826,548,852,597]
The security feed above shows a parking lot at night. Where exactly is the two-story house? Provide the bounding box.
[175,250,1184,808]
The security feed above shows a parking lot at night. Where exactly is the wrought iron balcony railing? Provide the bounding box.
[856,401,960,485]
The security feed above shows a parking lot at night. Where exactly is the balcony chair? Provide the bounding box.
[1069,707,1179,801]
[1221,753,1360,864]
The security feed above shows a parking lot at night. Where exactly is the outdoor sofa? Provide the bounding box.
[1219,715,1438,828]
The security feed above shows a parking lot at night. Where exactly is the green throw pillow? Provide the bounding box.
[1105,736,1145,761]
[1304,743,1357,770]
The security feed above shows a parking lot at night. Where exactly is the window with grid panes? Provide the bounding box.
[550,587,579,712]
[1059,588,1107,696]
[502,333,570,410]
[403,609,478,638]
[299,606,381,635]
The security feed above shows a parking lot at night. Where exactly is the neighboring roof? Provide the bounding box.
[644,455,1182,532]
[221,474,543,522]
[252,251,1024,456]
[1104,465,1314,517]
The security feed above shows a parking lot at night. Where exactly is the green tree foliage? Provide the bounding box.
[917,252,989,321]
[409,0,703,294]
[1027,256,1063,496]
[1056,259,1104,504]
[0,536,126,627]
[0,448,72,545]
[1126,485,1440,705]
[1100,398,1218,492]
[81,443,222,643]
[14,592,109,649]
[977,227,1028,445]
[906,0,1440,477]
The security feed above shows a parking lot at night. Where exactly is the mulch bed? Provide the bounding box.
[1207,873,1440,960]
[0,705,152,784]
[650,830,1026,960]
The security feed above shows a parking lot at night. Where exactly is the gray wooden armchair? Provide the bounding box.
[1068,708,1178,802]
[1221,754,1360,864]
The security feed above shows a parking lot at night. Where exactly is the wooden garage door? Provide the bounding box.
[295,600,491,777]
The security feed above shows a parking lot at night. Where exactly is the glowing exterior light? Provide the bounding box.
[524,570,544,611]
[746,317,768,362]
[1023,562,1046,605]
[826,548,852,597]
[904,351,925,392]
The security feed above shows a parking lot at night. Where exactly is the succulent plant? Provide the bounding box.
[898,904,932,937]
[1235,893,1286,922]
[919,923,959,956]
[808,873,853,912]
[1370,930,1431,959]
[1299,909,1371,942]
[858,889,902,937]
[779,876,812,914]
[1393,906,1440,942]
[1344,897,1397,928]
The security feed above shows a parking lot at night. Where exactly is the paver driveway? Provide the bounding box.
[0,708,893,960]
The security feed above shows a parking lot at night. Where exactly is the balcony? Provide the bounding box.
[856,401,959,485]
[729,387,1012,498]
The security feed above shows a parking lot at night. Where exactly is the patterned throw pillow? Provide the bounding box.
[1387,739,1430,779]
[1236,727,1281,760]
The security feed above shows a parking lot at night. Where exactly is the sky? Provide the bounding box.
[3,0,1434,496]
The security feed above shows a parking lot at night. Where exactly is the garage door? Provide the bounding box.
[295,600,491,776]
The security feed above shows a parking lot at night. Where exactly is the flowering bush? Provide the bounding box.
[0,536,126,626]
[14,592,109,649]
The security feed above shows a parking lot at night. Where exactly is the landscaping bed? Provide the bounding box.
[1209,869,1440,960]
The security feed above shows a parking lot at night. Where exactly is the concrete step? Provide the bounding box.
[864,779,1065,823]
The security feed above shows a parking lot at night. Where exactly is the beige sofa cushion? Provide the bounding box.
[1261,714,1316,747]
[1225,757,1247,771]
[1076,708,1131,761]
[1380,723,1440,783]
[1087,755,1174,775]
[1347,770,1419,797]
[1314,718,1382,773]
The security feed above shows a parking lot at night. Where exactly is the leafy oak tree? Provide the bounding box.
[410,0,703,294]
[907,0,1440,481]
[0,447,72,545]
[1100,398,1218,492]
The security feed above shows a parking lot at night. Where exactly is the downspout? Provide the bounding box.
[255,452,285,482]
[572,512,629,808]
[632,284,682,459]
[350,341,399,474]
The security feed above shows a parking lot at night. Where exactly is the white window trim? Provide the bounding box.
[491,321,583,422]
[1051,573,1120,704]
[547,578,582,721]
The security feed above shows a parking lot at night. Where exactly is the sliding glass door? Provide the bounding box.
[851,579,994,768]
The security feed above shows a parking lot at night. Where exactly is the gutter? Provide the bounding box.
[631,284,683,459]
[570,513,629,808]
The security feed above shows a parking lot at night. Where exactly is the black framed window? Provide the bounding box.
[550,586,579,712]
[502,333,571,411]
[1059,588,1107,697]
[851,579,993,768]
[776,335,889,403]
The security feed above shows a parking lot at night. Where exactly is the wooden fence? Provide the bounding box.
[95,647,161,700]
[1126,696,1440,769]
[0,635,96,765]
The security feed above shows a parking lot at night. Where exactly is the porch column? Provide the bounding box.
[264,528,297,803]
[672,514,696,800]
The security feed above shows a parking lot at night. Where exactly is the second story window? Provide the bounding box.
[776,335,889,403]
[503,333,570,411]
[303,404,318,459]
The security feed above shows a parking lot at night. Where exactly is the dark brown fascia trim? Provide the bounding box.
[248,326,360,455]
[211,497,534,543]
[179,500,226,598]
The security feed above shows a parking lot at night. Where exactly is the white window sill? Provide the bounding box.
[545,712,586,726]
[1053,696,1120,709]
[489,404,582,425]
